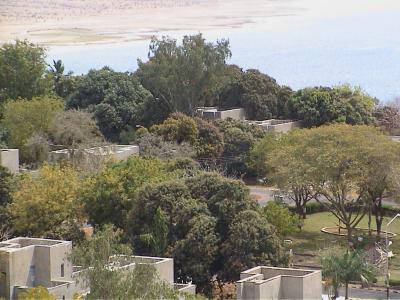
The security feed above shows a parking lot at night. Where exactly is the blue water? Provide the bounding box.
[47,7,400,102]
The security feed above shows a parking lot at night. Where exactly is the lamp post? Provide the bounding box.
[385,213,400,299]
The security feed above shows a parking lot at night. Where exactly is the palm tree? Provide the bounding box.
[49,59,65,82]
[321,247,375,299]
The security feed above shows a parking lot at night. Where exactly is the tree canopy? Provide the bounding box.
[136,34,231,116]
[9,164,83,239]
[289,85,377,127]
[66,67,152,141]
[218,68,292,120]
[1,96,64,162]
[0,40,50,101]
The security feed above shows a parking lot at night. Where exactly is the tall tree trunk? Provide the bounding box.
[368,203,372,236]
[345,282,349,300]
[375,198,383,237]
[346,226,353,248]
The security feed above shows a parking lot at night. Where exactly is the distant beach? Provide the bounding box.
[1,0,400,101]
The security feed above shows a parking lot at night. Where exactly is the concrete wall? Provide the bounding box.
[199,108,245,121]
[0,149,19,174]
[236,267,322,300]
[154,258,174,285]
[250,120,302,133]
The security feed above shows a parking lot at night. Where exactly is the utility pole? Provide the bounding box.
[385,213,400,300]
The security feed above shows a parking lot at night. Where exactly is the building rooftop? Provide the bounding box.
[0,237,69,252]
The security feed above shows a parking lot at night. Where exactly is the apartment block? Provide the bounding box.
[236,266,322,300]
[0,237,194,300]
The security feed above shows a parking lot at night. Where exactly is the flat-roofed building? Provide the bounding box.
[197,107,245,121]
[49,145,139,164]
[0,149,19,174]
[247,119,302,133]
[236,266,322,300]
[0,237,194,300]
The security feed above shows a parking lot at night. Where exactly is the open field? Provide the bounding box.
[290,212,400,284]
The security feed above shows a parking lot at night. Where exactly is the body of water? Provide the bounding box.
[47,1,400,102]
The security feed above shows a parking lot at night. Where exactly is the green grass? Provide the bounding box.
[289,212,400,283]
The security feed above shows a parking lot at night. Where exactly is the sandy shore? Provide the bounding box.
[1,0,398,46]
[0,0,306,45]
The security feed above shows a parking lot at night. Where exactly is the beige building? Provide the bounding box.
[49,145,139,164]
[0,237,194,300]
[0,149,19,174]
[247,119,302,133]
[236,266,322,300]
[197,107,245,121]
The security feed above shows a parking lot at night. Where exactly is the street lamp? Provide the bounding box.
[385,213,400,299]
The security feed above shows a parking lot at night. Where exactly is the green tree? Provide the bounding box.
[128,172,284,294]
[0,40,50,101]
[321,248,375,299]
[151,113,198,144]
[71,225,180,300]
[263,202,298,236]
[262,130,315,223]
[0,166,14,237]
[2,96,63,162]
[137,34,231,116]
[219,210,286,282]
[81,156,184,228]
[289,85,377,127]
[193,117,224,159]
[66,67,152,141]
[9,164,83,239]
[218,69,292,120]
[272,124,396,244]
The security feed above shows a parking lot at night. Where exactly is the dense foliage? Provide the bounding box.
[66,67,152,141]
[218,68,292,120]
[137,34,231,117]
[289,85,377,127]
[0,40,50,101]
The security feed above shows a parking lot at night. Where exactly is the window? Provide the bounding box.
[61,264,65,277]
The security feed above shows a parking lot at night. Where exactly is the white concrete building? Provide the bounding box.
[0,149,19,174]
[0,237,194,300]
[236,266,322,300]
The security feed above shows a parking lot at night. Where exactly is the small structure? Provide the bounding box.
[49,145,139,164]
[247,119,302,133]
[236,266,322,300]
[0,237,195,300]
[0,149,19,174]
[196,107,245,121]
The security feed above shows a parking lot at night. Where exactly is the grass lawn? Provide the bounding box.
[289,212,400,284]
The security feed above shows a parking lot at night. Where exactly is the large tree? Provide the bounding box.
[289,85,377,127]
[71,226,181,300]
[0,40,50,101]
[8,164,83,239]
[136,34,231,116]
[218,69,292,120]
[1,96,64,162]
[271,124,399,244]
[81,156,192,228]
[66,67,152,141]
[127,172,285,294]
